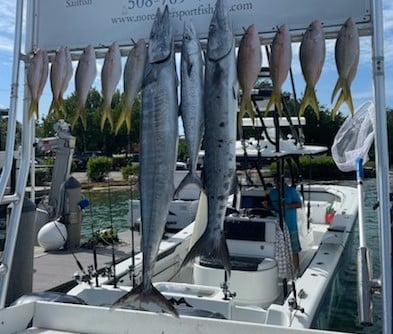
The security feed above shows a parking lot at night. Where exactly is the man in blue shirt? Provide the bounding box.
[267,177,302,272]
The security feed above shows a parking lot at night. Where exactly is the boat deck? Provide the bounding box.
[33,230,140,292]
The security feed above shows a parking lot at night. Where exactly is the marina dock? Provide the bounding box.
[33,230,140,292]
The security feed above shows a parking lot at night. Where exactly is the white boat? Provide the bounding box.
[0,1,390,334]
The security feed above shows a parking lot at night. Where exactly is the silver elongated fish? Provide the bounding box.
[74,45,97,129]
[236,24,261,133]
[175,21,204,197]
[49,46,73,118]
[115,39,147,134]
[299,20,325,119]
[27,49,49,119]
[265,24,292,116]
[331,17,359,119]
[101,41,122,131]
[181,0,237,276]
[112,6,178,317]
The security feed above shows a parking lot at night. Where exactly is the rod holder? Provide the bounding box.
[357,246,374,326]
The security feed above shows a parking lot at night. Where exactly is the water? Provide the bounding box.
[82,178,385,333]
[80,187,136,242]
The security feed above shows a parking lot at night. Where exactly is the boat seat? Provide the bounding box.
[224,215,277,259]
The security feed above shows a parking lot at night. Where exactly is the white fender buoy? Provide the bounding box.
[37,221,67,251]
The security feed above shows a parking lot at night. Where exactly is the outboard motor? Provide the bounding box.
[6,197,36,305]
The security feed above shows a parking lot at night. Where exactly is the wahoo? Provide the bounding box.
[181,0,237,277]
[112,6,179,317]
[175,21,204,197]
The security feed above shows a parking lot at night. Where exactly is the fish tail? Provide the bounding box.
[48,99,56,116]
[181,230,231,277]
[299,84,320,119]
[265,90,282,116]
[28,100,39,120]
[115,103,131,135]
[57,96,66,118]
[101,106,113,132]
[72,106,87,130]
[331,79,353,120]
[240,96,256,124]
[174,171,203,199]
[112,282,178,317]
[331,77,341,103]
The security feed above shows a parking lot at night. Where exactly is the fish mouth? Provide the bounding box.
[206,0,233,61]
[148,6,173,64]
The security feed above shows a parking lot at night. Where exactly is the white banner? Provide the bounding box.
[31,0,372,53]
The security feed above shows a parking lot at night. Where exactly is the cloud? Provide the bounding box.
[0,1,16,53]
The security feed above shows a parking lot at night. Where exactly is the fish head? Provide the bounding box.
[182,21,200,55]
[207,0,233,61]
[148,6,173,64]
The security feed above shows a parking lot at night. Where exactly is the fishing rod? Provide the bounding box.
[86,177,99,287]
[128,159,137,288]
[106,174,117,288]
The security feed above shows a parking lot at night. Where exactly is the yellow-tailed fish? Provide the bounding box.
[266,24,292,116]
[101,41,122,131]
[331,17,359,119]
[115,39,147,134]
[60,47,73,117]
[299,20,325,119]
[49,46,73,118]
[74,45,97,129]
[236,24,261,134]
[27,49,49,120]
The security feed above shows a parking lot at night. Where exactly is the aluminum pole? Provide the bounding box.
[371,1,392,333]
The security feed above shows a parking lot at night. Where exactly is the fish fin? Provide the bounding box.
[265,90,282,116]
[57,96,66,118]
[331,79,353,120]
[115,103,131,135]
[181,230,231,277]
[174,171,203,199]
[28,100,38,120]
[237,96,255,137]
[112,283,179,317]
[48,99,56,116]
[299,84,320,119]
[331,77,341,103]
[187,60,194,76]
[101,106,114,132]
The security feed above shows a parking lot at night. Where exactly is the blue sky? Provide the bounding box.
[0,0,392,122]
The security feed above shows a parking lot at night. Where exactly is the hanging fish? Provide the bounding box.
[115,39,147,134]
[27,49,49,120]
[265,24,292,116]
[49,46,73,118]
[112,6,179,317]
[74,45,97,129]
[236,24,261,134]
[331,17,359,119]
[299,20,325,119]
[101,41,122,131]
[174,21,204,197]
[181,0,237,277]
